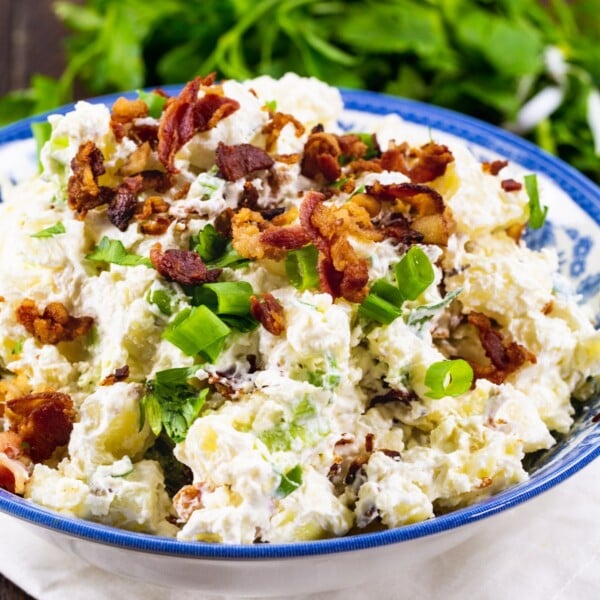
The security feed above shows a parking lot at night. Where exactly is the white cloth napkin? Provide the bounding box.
[1,459,599,600]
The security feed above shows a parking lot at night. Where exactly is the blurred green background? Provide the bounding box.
[1,0,599,182]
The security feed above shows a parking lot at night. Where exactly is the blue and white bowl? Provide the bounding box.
[0,89,599,597]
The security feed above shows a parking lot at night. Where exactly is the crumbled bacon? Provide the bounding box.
[380,142,454,183]
[259,225,310,250]
[239,181,260,210]
[101,365,130,386]
[16,299,94,345]
[482,160,508,176]
[250,293,285,336]
[366,181,445,216]
[300,132,342,182]
[0,431,29,493]
[467,312,536,384]
[110,97,149,141]
[136,196,173,236]
[107,175,143,231]
[299,191,375,303]
[6,392,75,462]
[501,178,522,192]
[158,76,240,172]
[215,142,274,181]
[262,112,305,152]
[67,141,113,218]
[369,388,417,408]
[150,245,221,286]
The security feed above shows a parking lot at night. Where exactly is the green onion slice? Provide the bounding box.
[86,236,153,268]
[31,221,66,238]
[163,305,230,361]
[358,278,404,324]
[524,174,548,229]
[192,281,253,316]
[424,359,474,399]
[395,247,435,301]
[147,287,174,316]
[276,465,303,498]
[285,245,320,291]
[137,89,168,119]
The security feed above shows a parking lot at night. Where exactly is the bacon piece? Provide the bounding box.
[110,97,149,141]
[380,142,454,183]
[262,112,305,152]
[16,299,94,345]
[6,392,74,462]
[250,293,285,336]
[300,132,342,182]
[107,175,143,231]
[215,142,274,181]
[67,141,113,218]
[366,181,445,216]
[136,196,173,236]
[501,179,522,192]
[259,225,310,250]
[299,191,373,303]
[467,312,536,384]
[101,365,130,386]
[150,245,221,286]
[158,77,240,172]
[482,159,508,176]
[0,431,29,494]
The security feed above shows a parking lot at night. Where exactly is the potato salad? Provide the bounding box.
[0,73,598,544]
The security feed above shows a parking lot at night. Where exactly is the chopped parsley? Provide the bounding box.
[86,236,153,268]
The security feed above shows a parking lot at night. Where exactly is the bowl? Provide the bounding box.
[0,87,599,597]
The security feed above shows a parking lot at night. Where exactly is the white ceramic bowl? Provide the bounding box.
[0,88,599,597]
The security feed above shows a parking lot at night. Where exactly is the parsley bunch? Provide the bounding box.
[1,0,599,182]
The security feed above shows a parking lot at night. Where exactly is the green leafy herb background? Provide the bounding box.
[1,0,599,182]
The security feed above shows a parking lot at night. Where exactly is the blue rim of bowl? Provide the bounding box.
[0,87,599,560]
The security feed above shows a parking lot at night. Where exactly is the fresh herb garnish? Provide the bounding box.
[524,174,548,229]
[142,367,208,443]
[31,221,66,238]
[193,224,248,269]
[395,246,435,301]
[86,236,153,268]
[424,359,474,399]
[147,287,175,316]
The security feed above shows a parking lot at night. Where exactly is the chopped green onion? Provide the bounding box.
[219,314,260,332]
[137,89,168,118]
[359,279,404,325]
[358,292,402,324]
[207,244,248,269]
[524,174,548,229]
[192,281,253,315]
[424,359,473,399]
[31,121,52,170]
[50,135,69,151]
[276,465,303,498]
[142,369,208,443]
[263,99,277,112]
[285,245,320,291]
[31,221,66,238]
[163,305,230,361]
[395,247,435,301]
[147,287,174,316]
[86,236,153,268]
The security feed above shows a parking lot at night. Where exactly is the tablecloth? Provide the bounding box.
[1,459,599,600]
